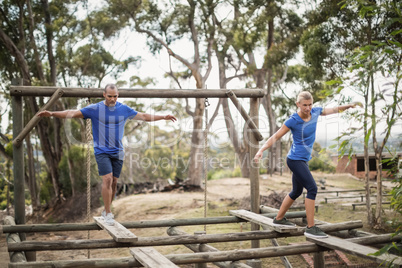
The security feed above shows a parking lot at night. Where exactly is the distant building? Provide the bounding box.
[332,153,402,179]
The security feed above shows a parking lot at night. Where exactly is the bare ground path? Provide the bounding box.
[2,173,397,267]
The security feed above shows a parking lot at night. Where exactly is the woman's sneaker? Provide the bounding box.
[304,225,328,238]
[104,213,115,226]
[273,217,296,227]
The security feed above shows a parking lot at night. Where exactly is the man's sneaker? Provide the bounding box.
[304,225,328,238]
[104,213,115,226]
[101,210,114,219]
[272,217,296,227]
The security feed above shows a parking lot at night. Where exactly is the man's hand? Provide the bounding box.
[164,114,177,122]
[253,151,263,163]
[37,110,52,117]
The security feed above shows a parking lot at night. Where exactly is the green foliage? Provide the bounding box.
[208,167,242,181]
[309,143,336,173]
[58,145,97,197]
[0,184,13,210]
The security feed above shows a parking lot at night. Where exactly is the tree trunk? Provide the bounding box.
[187,98,204,186]
[27,0,45,82]
[25,133,40,210]
[370,73,382,229]
[65,141,76,197]
[363,83,372,225]
[221,98,249,177]
[41,0,56,84]
[28,97,61,200]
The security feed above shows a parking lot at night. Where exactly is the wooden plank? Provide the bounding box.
[94,217,137,243]
[130,247,179,268]
[229,210,298,233]
[306,235,402,266]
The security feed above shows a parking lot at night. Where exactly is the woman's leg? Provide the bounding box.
[304,197,315,227]
[275,195,295,220]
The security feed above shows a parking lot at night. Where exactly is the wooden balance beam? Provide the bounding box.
[307,235,402,267]
[229,209,300,233]
[351,201,391,211]
[94,217,138,243]
[131,247,179,268]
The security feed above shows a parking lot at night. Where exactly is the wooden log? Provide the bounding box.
[270,238,293,268]
[8,233,399,268]
[226,91,263,141]
[352,201,391,211]
[94,217,137,243]
[249,96,261,251]
[10,86,265,98]
[1,212,306,234]
[3,216,27,263]
[4,243,332,268]
[12,88,64,147]
[307,235,402,266]
[167,227,252,268]
[0,225,11,267]
[229,209,299,233]
[7,221,363,252]
[12,87,25,226]
[313,251,325,268]
[130,247,179,268]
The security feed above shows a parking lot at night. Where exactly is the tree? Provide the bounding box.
[105,0,217,187]
[0,0,137,207]
[334,0,402,228]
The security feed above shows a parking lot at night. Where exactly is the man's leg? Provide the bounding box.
[102,173,114,214]
[111,177,118,204]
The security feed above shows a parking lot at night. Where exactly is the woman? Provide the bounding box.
[254,91,361,238]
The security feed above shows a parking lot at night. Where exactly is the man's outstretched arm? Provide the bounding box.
[37,110,84,118]
[133,112,177,122]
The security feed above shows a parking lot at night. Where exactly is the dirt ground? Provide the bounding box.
[4,172,398,267]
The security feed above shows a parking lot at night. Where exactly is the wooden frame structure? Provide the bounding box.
[6,83,402,267]
[9,84,264,226]
[3,210,402,267]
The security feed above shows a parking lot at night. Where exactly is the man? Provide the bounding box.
[38,84,177,225]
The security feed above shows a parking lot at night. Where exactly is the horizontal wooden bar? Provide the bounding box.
[7,221,362,252]
[167,227,252,268]
[9,234,398,268]
[9,86,265,98]
[1,212,306,234]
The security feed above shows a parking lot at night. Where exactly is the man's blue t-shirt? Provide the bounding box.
[80,101,138,158]
[284,107,323,161]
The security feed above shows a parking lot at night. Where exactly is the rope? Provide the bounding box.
[86,99,92,259]
[203,98,210,232]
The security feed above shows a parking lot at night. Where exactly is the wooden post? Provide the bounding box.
[249,97,260,249]
[246,259,262,268]
[313,251,325,268]
[0,226,11,267]
[12,79,25,226]
[12,88,64,147]
[194,231,207,268]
